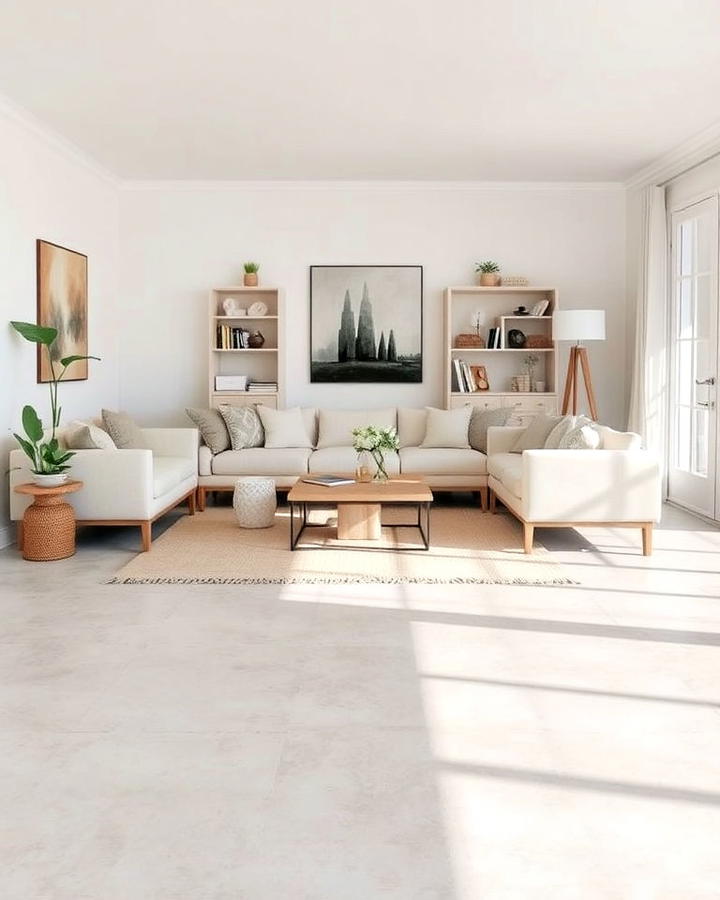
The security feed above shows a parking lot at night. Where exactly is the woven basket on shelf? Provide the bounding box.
[454,333,485,348]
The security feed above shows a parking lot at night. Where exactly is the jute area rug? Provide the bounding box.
[110,505,574,585]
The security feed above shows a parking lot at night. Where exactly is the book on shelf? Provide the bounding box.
[487,327,502,349]
[301,475,356,487]
[216,325,250,349]
[247,382,278,393]
[453,358,466,392]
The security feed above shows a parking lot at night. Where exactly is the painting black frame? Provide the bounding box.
[309,264,423,384]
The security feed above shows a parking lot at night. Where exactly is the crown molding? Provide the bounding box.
[0,93,119,187]
[120,178,625,193]
[625,119,720,190]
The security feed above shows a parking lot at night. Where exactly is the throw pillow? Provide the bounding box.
[66,422,117,451]
[543,415,578,449]
[421,406,472,449]
[510,413,562,453]
[102,409,147,450]
[185,407,230,454]
[559,421,601,450]
[218,404,264,450]
[256,406,312,448]
[468,406,512,453]
[397,408,427,448]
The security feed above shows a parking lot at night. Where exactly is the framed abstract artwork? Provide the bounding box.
[310,265,423,383]
[36,239,88,383]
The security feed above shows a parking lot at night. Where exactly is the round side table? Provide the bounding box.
[13,480,83,561]
[233,476,277,528]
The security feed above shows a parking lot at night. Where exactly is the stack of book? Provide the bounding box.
[453,359,477,393]
[217,325,250,349]
[486,327,502,349]
[247,381,278,394]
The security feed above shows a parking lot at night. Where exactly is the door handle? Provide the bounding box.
[695,377,716,386]
[698,400,716,408]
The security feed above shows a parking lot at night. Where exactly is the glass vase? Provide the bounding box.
[355,450,373,483]
[372,450,389,483]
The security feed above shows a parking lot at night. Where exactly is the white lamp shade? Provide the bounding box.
[553,309,606,342]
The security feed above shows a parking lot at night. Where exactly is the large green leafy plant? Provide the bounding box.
[10,321,99,475]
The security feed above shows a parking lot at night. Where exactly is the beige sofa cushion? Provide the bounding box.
[66,421,117,451]
[488,452,523,498]
[102,409,147,450]
[316,408,396,449]
[257,406,312,448]
[212,448,312,476]
[301,408,318,448]
[397,408,427,448]
[185,407,230,454]
[309,447,400,475]
[596,425,641,450]
[400,447,487,476]
[153,456,196,498]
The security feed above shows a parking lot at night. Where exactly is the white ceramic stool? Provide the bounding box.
[233,476,277,528]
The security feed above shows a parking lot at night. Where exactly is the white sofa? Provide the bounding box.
[197,407,490,510]
[486,425,662,555]
[9,424,199,551]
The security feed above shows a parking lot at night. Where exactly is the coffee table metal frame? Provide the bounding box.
[289,498,431,551]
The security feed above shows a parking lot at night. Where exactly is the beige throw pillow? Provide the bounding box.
[397,408,427,448]
[256,406,312,448]
[66,422,117,450]
[421,407,472,449]
[186,407,230,454]
[468,406,512,453]
[543,415,577,449]
[102,409,147,450]
[510,413,562,453]
[559,421,601,449]
[218,405,264,450]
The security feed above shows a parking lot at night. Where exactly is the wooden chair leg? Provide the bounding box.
[188,491,196,515]
[523,522,535,554]
[140,521,152,552]
[479,488,488,512]
[197,487,206,512]
[489,490,497,514]
[641,523,653,556]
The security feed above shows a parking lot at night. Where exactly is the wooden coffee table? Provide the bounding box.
[287,476,433,551]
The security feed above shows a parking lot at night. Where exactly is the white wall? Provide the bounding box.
[0,105,119,543]
[119,183,626,427]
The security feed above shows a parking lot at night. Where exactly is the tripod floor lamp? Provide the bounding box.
[553,309,606,420]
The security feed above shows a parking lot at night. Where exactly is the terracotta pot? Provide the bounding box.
[479,273,501,287]
[244,272,258,287]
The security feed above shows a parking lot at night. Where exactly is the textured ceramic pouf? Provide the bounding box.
[233,476,277,529]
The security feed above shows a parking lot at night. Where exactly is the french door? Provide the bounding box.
[668,196,719,518]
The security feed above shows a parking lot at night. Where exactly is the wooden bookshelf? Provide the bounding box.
[443,286,559,426]
[208,286,285,408]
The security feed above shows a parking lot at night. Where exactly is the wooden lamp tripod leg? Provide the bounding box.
[578,347,599,421]
[561,346,578,415]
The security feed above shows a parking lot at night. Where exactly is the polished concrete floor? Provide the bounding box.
[1,501,719,899]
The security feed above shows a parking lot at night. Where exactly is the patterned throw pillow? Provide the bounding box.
[186,407,230,454]
[102,409,148,449]
[468,406,512,453]
[543,415,578,449]
[559,421,601,449]
[218,404,264,450]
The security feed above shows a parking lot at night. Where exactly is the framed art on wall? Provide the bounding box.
[310,265,423,383]
[36,239,88,383]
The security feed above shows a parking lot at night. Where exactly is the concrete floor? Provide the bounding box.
[1,501,719,899]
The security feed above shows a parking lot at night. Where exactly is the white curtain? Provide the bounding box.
[628,185,667,458]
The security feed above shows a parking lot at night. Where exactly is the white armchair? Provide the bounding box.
[486,425,662,554]
[9,426,199,551]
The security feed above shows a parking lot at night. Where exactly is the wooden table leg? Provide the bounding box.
[337,503,382,540]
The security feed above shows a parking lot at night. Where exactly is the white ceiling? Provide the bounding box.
[1,0,719,181]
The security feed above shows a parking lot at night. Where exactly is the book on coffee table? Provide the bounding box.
[301,475,356,487]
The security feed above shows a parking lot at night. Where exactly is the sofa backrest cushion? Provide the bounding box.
[397,408,427,448]
[316,408,396,449]
[257,406,313,448]
[596,425,642,450]
[510,413,562,453]
[301,408,318,448]
[420,406,472,449]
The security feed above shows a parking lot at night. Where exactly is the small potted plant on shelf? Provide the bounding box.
[9,321,100,486]
[352,425,400,483]
[475,260,501,287]
[243,262,260,287]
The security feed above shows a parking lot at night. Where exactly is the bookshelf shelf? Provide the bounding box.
[444,286,559,423]
[208,287,284,408]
